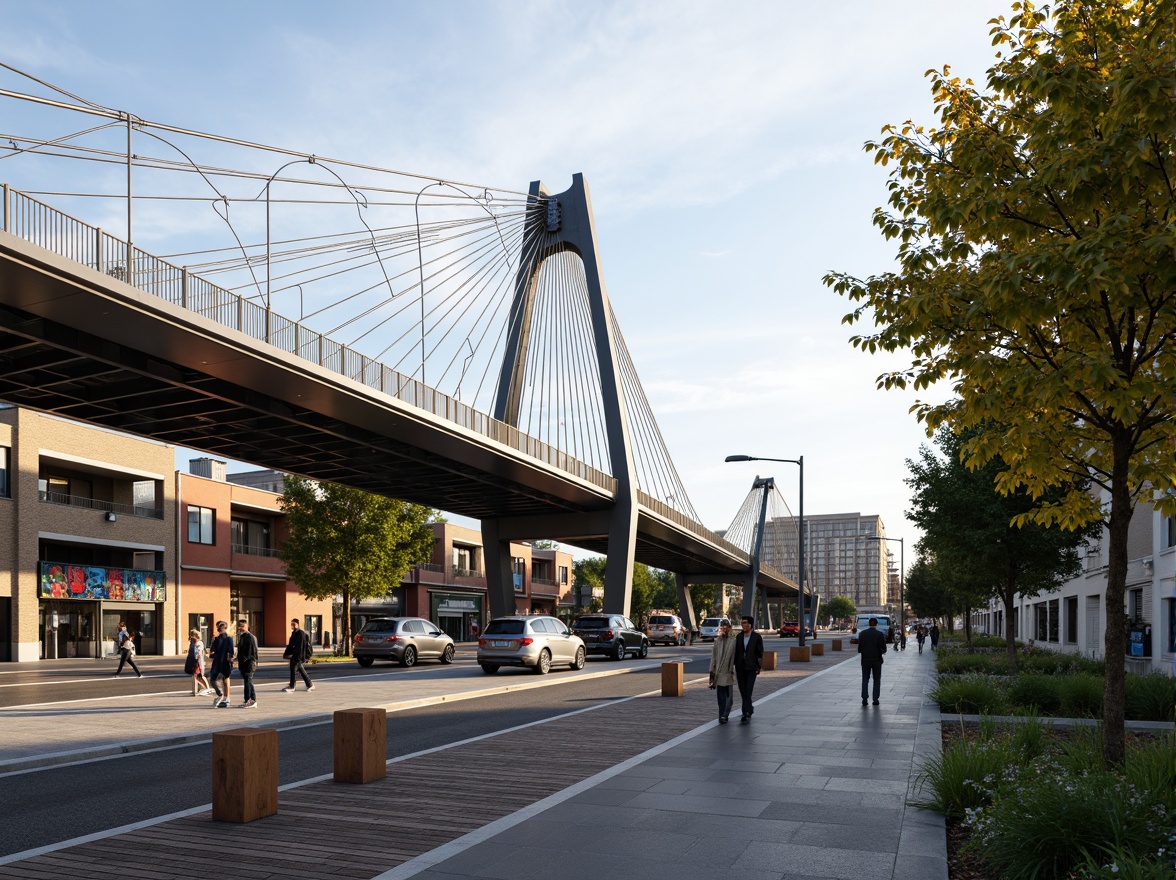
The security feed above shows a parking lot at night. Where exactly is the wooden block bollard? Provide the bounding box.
[660,661,684,697]
[212,728,278,823]
[831,639,843,651]
[334,708,387,784]
[789,646,812,663]
[811,642,825,656]
[761,650,777,671]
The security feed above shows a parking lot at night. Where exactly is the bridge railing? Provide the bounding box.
[2,185,617,494]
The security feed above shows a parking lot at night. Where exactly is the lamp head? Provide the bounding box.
[724,455,754,462]
[104,511,117,523]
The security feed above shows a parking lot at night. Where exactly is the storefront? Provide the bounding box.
[39,561,167,659]
[430,591,483,641]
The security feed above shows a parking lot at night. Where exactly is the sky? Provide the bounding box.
[0,0,1012,569]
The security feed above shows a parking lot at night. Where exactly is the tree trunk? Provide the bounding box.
[341,586,352,657]
[963,603,973,649]
[1101,431,1133,767]
[1003,585,1018,673]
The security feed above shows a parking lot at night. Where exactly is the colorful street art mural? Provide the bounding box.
[40,562,166,601]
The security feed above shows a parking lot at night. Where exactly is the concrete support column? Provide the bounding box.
[480,519,516,619]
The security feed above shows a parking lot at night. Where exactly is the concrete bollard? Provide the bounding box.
[212,728,278,823]
[661,661,684,696]
[788,646,812,663]
[334,708,387,784]
[761,650,777,671]
[811,642,825,656]
[831,639,843,651]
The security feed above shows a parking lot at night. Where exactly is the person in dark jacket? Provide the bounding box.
[236,619,259,708]
[929,623,940,650]
[208,620,234,708]
[733,616,764,724]
[858,617,888,705]
[282,618,315,693]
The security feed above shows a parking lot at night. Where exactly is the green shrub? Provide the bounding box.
[935,652,1004,676]
[1057,674,1105,718]
[1008,715,1049,761]
[931,673,1009,715]
[910,733,1019,822]
[967,769,1171,880]
[1122,731,1176,808]
[1056,723,1105,773]
[1076,840,1176,879]
[1007,674,1063,715]
[1021,650,1104,676]
[1123,673,1176,722]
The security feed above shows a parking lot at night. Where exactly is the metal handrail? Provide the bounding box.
[231,542,279,558]
[38,490,164,520]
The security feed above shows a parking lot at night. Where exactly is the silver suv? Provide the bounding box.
[647,613,687,646]
[477,616,586,675]
[699,617,730,642]
[353,617,456,667]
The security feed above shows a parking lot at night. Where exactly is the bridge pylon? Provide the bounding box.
[742,476,775,629]
[482,174,638,619]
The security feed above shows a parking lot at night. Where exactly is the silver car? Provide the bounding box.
[477,616,586,675]
[699,617,730,642]
[353,617,456,668]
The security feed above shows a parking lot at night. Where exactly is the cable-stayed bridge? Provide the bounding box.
[0,68,799,620]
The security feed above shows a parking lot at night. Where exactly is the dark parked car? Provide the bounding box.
[571,614,649,660]
[353,617,456,667]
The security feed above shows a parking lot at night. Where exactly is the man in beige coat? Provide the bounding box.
[709,620,736,723]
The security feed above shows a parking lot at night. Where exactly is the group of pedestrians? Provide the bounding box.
[174,618,316,707]
[707,615,945,721]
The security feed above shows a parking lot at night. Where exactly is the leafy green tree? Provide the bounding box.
[903,554,966,633]
[572,557,606,611]
[825,0,1175,765]
[907,427,1094,665]
[278,476,434,655]
[822,595,856,627]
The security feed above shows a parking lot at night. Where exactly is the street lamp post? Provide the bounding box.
[725,454,805,647]
[865,535,904,649]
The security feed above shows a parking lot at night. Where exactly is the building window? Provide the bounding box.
[1065,596,1078,644]
[231,517,272,555]
[0,446,9,498]
[1035,603,1048,641]
[512,557,525,593]
[1129,588,1144,623]
[1048,599,1059,642]
[187,506,215,544]
[1166,516,1176,549]
[559,565,569,585]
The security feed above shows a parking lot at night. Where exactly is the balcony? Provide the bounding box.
[531,576,560,596]
[231,542,279,558]
[453,567,484,580]
[38,490,163,520]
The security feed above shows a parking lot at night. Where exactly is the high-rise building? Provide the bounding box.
[759,512,890,611]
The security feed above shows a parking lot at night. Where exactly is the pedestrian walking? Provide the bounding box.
[236,619,259,709]
[930,623,940,651]
[916,624,926,654]
[208,620,235,708]
[114,628,142,677]
[282,618,315,692]
[708,619,736,723]
[858,616,887,705]
[733,616,764,724]
[185,629,213,695]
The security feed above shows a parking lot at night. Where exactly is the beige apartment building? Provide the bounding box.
[760,512,891,612]
[0,407,176,662]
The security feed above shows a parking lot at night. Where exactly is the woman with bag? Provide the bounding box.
[114,630,142,677]
[185,629,213,696]
[708,619,736,723]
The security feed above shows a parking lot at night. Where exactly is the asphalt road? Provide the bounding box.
[0,644,715,858]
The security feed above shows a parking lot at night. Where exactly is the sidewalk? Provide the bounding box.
[0,645,947,880]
